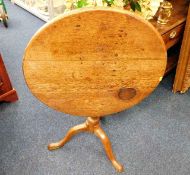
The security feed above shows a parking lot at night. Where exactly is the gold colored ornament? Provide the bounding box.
[157,0,172,24]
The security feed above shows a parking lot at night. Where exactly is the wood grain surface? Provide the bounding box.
[23,8,167,117]
[173,5,190,93]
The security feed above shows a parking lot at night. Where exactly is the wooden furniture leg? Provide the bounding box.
[48,123,88,150]
[0,89,18,102]
[0,54,18,102]
[48,117,124,172]
[94,126,123,172]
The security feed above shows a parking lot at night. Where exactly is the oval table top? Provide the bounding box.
[23,8,167,117]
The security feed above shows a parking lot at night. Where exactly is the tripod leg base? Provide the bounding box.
[48,117,124,172]
[48,123,88,150]
[94,127,124,172]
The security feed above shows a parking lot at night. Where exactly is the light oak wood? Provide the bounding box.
[23,8,167,172]
[23,8,167,117]
[173,5,190,93]
[48,117,124,172]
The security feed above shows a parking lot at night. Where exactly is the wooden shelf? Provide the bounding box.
[149,0,190,76]
[150,0,189,35]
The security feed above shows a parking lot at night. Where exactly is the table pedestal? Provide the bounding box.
[48,117,124,172]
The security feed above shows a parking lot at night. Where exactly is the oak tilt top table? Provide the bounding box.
[23,8,167,172]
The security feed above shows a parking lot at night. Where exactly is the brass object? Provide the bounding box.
[169,31,177,39]
[157,1,173,25]
[118,87,136,100]
[48,117,124,172]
